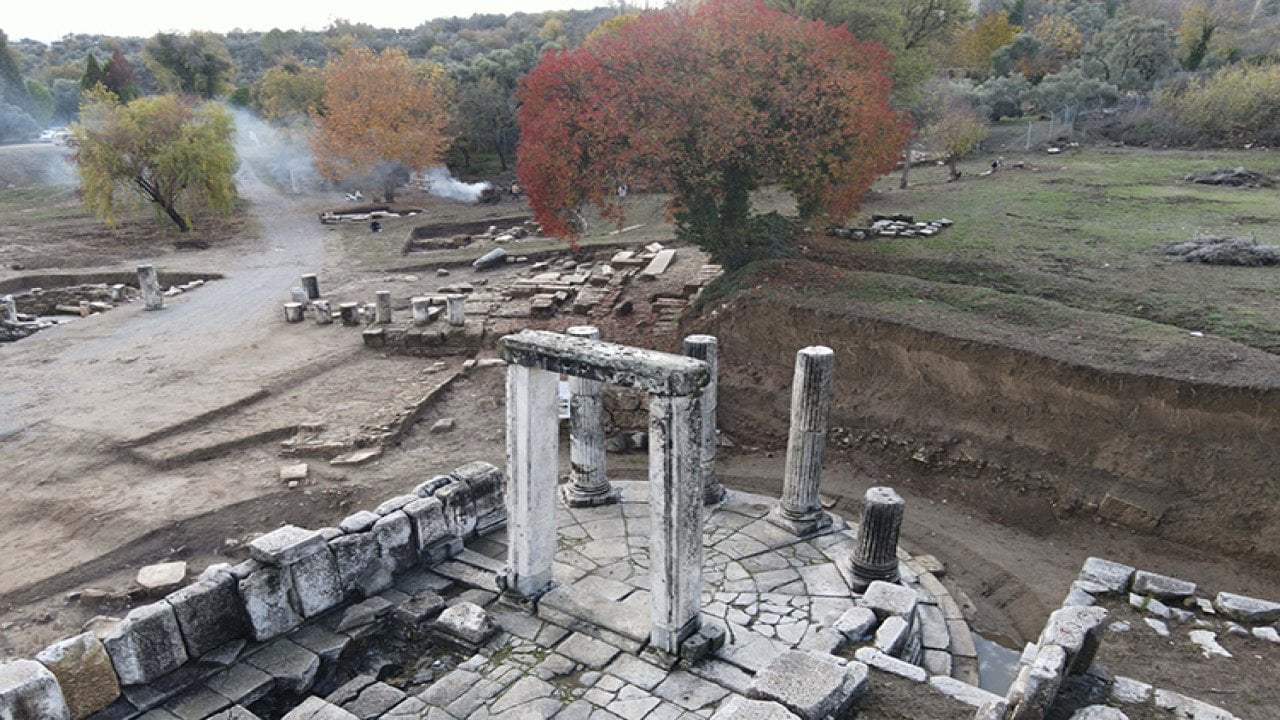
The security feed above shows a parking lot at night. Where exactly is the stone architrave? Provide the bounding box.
[562,326,620,508]
[446,294,466,326]
[0,659,70,720]
[411,297,432,326]
[683,334,726,505]
[300,274,320,300]
[312,299,333,325]
[1,296,16,323]
[137,264,163,311]
[165,573,252,658]
[375,291,392,324]
[769,346,835,536]
[35,634,118,720]
[103,601,190,685]
[850,487,905,591]
[503,363,560,598]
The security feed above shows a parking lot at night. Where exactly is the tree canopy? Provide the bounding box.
[311,47,452,201]
[144,32,235,98]
[516,0,908,266]
[72,89,238,231]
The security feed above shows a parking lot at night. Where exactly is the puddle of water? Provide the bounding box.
[973,632,1022,695]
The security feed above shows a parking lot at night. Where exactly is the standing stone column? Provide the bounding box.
[312,299,333,325]
[683,334,726,505]
[768,346,835,536]
[850,487,904,591]
[300,273,321,300]
[649,391,705,655]
[137,264,163,311]
[411,297,432,326]
[339,302,360,326]
[290,287,309,306]
[283,303,304,323]
[561,326,619,508]
[1,295,16,323]
[375,291,392,324]
[446,294,466,326]
[504,364,560,598]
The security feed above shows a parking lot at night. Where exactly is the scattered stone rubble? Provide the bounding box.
[1160,236,1280,266]
[319,206,423,224]
[826,214,954,241]
[1184,167,1274,188]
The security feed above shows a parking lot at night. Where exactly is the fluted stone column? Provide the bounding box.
[649,391,705,655]
[446,294,466,326]
[851,487,904,591]
[137,264,163,311]
[312,299,333,325]
[562,326,619,508]
[300,273,321,300]
[411,297,432,326]
[2,295,16,323]
[375,291,392,324]
[768,345,835,536]
[504,364,560,598]
[683,334,726,505]
[339,302,360,326]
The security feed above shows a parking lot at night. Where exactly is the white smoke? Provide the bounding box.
[423,166,491,203]
[229,108,321,195]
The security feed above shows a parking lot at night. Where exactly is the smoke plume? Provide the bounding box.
[229,108,321,194]
[423,166,491,203]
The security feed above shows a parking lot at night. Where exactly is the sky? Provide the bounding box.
[4,0,613,43]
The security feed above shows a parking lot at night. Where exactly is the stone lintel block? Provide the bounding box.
[1131,571,1196,601]
[1214,592,1280,624]
[373,511,416,575]
[248,525,326,567]
[103,601,190,686]
[290,547,344,618]
[281,695,358,719]
[0,659,71,720]
[1078,558,1135,595]
[928,675,1006,710]
[499,329,709,396]
[239,565,303,642]
[403,497,451,555]
[328,531,388,596]
[748,650,868,720]
[710,696,801,720]
[860,581,919,621]
[36,633,119,720]
[873,616,910,657]
[165,574,251,659]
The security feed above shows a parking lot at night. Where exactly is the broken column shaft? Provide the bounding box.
[411,297,432,326]
[312,299,333,325]
[283,302,304,323]
[300,273,320,300]
[561,326,619,508]
[2,295,15,323]
[375,291,392,324]
[769,345,835,536]
[290,287,308,306]
[446,294,466,326]
[850,487,904,591]
[683,334,726,505]
[137,264,163,311]
[339,302,360,326]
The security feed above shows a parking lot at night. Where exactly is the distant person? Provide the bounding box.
[510,181,522,199]
[370,220,382,233]
[617,183,629,198]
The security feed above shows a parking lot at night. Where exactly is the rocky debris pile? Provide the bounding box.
[0,281,178,342]
[1185,167,1275,188]
[319,205,423,224]
[827,215,953,241]
[1160,236,1280,266]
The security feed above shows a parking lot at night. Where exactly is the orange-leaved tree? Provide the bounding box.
[516,0,909,267]
[311,48,451,202]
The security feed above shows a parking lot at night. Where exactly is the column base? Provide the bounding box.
[766,505,833,537]
[560,482,621,508]
[849,561,901,593]
[703,481,727,507]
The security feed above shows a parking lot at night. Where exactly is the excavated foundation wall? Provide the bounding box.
[693,296,1280,569]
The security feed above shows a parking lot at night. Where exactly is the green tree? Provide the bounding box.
[81,53,105,92]
[0,103,38,142]
[72,89,238,231]
[24,79,53,125]
[144,32,235,98]
[51,79,80,122]
[1092,15,1176,90]
[103,48,139,102]
[0,30,30,110]
[255,59,324,122]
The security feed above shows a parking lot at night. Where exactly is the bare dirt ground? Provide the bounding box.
[1,144,1278,686]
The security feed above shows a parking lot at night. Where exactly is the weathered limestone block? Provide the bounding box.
[1153,689,1236,719]
[1214,592,1280,624]
[403,497,451,554]
[873,616,909,657]
[928,676,1007,711]
[328,531,389,596]
[35,633,119,720]
[0,659,70,720]
[165,573,252,658]
[338,511,379,534]
[290,548,344,618]
[433,602,498,646]
[375,495,417,516]
[860,581,918,622]
[249,526,326,567]
[281,696,358,719]
[1132,571,1195,601]
[1069,706,1130,720]
[137,562,187,595]
[710,696,801,720]
[103,602,190,685]
[245,640,320,695]
[853,648,927,683]
[414,475,454,498]
[375,291,392,324]
[453,461,506,534]
[435,479,478,540]
[499,329,709,397]
[833,607,878,641]
[1078,558,1134,595]
[239,565,303,641]
[748,650,867,720]
[137,264,163,311]
[1036,606,1109,676]
[373,512,416,575]
[300,274,320,300]
[1006,644,1067,720]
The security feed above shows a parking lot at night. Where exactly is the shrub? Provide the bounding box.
[1158,63,1280,145]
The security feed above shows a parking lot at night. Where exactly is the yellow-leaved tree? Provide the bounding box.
[311,48,452,202]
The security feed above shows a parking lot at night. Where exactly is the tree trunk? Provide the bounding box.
[161,201,190,232]
[948,156,959,181]
[899,141,912,189]
[383,177,396,203]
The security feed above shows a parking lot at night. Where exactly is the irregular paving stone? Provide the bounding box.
[329,596,393,633]
[162,687,232,720]
[854,648,927,683]
[166,573,252,658]
[103,601,190,685]
[605,654,667,691]
[433,602,498,645]
[239,564,303,641]
[1153,689,1236,720]
[137,562,188,594]
[557,632,621,669]
[654,670,730,711]
[280,696,359,719]
[1188,630,1232,659]
[205,663,275,706]
[249,525,327,566]
[199,640,246,668]
[35,633,119,720]
[341,681,406,719]
[291,548,344,618]
[1078,558,1135,595]
[245,640,320,694]
[748,650,867,720]
[711,696,801,719]
[289,625,350,662]
[860,581,918,620]
[393,591,446,629]
[1213,592,1280,624]
[1110,676,1152,705]
[207,706,262,720]
[0,659,71,720]
[489,675,554,715]
[1132,571,1196,601]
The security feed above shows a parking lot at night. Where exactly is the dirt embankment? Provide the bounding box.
[691,292,1280,571]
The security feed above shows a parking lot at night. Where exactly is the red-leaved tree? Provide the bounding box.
[516,0,910,265]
